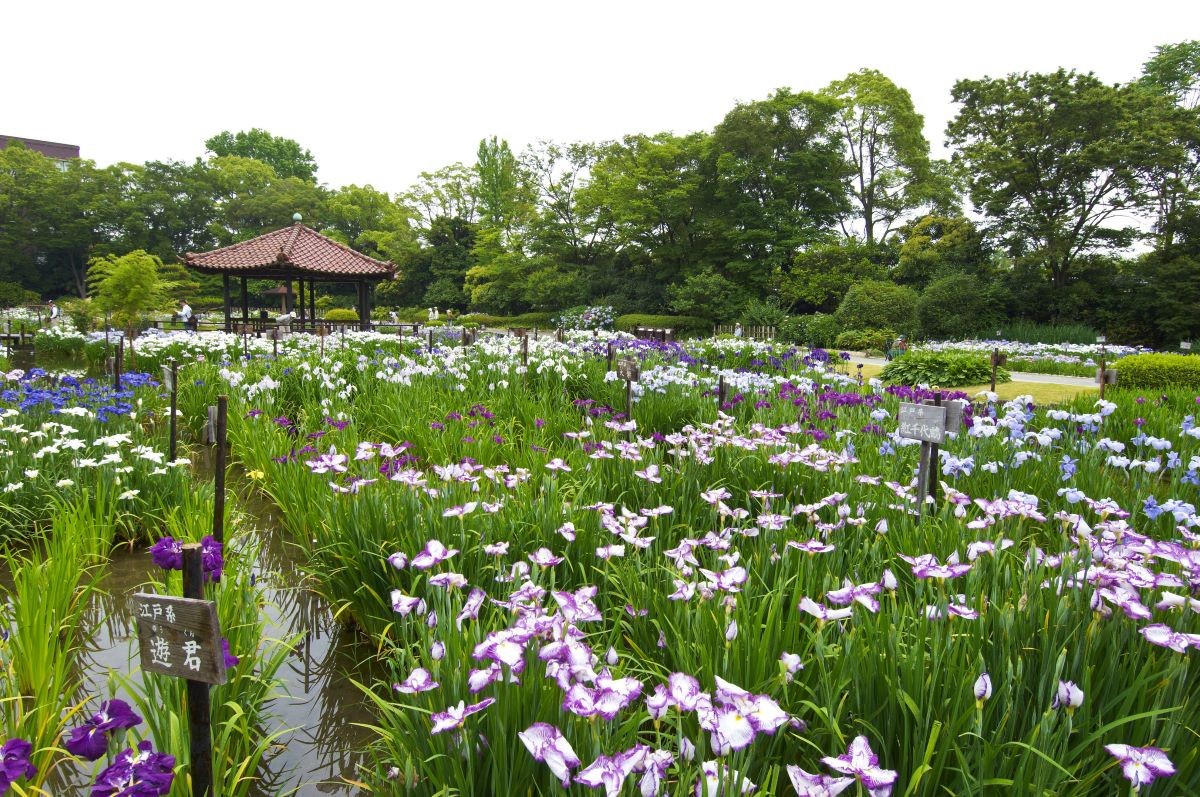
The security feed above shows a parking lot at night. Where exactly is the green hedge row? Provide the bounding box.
[1113,353,1200,390]
[615,314,712,338]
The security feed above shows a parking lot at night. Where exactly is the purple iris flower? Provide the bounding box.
[394,667,439,694]
[1104,744,1176,790]
[65,698,143,761]
[200,536,223,583]
[787,765,854,796]
[820,736,897,796]
[221,638,239,669]
[148,537,183,571]
[90,740,175,797]
[0,738,37,792]
[899,552,972,580]
[1051,680,1084,712]
[430,698,495,734]
[825,579,882,612]
[574,746,646,797]
[518,723,580,787]
[411,539,459,570]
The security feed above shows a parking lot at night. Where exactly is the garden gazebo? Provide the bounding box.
[182,215,395,332]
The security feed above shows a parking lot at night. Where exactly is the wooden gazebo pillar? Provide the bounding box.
[308,279,316,327]
[222,275,232,333]
[240,276,249,329]
[298,279,307,330]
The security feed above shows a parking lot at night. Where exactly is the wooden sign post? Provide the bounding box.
[133,545,225,797]
[617,357,639,441]
[1095,335,1111,400]
[555,328,564,343]
[213,395,227,544]
[718,374,727,406]
[990,349,1007,393]
[521,334,529,368]
[163,358,178,463]
[427,329,434,352]
[606,341,614,371]
[898,398,947,518]
[114,336,124,392]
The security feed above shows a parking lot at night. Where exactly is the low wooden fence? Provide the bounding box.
[713,324,776,341]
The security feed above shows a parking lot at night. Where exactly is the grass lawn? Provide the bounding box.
[842,361,1097,406]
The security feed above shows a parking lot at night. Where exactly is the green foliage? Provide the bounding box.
[835,280,918,336]
[895,215,990,289]
[779,312,841,347]
[614,313,711,337]
[85,250,180,337]
[882,349,1010,387]
[919,273,1001,339]
[779,240,892,313]
[0,281,37,307]
[833,328,894,352]
[33,326,85,356]
[204,128,318,181]
[323,308,360,322]
[739,297,788,327]
[1111,352,1200,389]
[667,268,743,321]
[998,320,1099,345]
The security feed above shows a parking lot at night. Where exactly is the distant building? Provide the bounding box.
[0,135,80,171]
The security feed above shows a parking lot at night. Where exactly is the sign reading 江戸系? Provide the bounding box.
[617,357,640,382]
[133,593,226,685]
[160,364,174,393]
[897,402,947,444]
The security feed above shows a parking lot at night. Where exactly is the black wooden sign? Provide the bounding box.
[617,357,640,382]
[897,402,947,444]
[132,593,227,686]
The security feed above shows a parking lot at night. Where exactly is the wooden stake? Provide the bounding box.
[168,358,178,463]
[181,545,213,797]
[213,395,227,544]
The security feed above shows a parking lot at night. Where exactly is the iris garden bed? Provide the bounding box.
[1,329,1198,795]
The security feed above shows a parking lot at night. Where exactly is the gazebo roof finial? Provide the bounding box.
[292,212,303,224]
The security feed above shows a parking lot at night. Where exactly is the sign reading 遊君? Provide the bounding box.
[897,402,947,444]
[617,357,640,382]
[133,593,226,685]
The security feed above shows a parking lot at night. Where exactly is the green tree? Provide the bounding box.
[207,156,326,244]
[404,164,479,229]
[946,70,1154,294]
[823,70,948,244]
[204,129,318,182]
[667,268,744,321]
[894,215,990,289]
[835,280,918,336]
[322,184,418,262]
[109,159,218,261]
[708,88,850,293]
[86,250,181,338]
[778,240,892,313]
[917,273,1001,339]
[1136,41,1200,248]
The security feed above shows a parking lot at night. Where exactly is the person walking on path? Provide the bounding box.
[48,300,60,326]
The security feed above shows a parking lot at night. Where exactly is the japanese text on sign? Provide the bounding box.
[617,358,640,382]
[897,402,947,444]
[132,593,226,685]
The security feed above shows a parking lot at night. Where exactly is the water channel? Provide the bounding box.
[6,348,380,795]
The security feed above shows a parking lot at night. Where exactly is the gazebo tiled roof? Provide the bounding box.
[184,223,394,280]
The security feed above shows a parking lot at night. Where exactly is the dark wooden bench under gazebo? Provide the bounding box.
[182,214,395,333]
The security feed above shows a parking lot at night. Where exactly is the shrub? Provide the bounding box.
[323,308,359,322]
[507,312,555,328]
[834,328,894,353]
[784,313,841,348]
[740,297,788,328]
[1112,353,1200,390]
[918,274,998,339]
[882,349,1010,387]
[998,320,1099,345]
[0,281,37,308]
[553,305,615,331]
[614,314,712,338]
[836,280,918,336]
[34,324,86,357]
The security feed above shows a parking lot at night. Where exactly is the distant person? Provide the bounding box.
[733,323,744,338]
[48,300,60,326]
[389,310,398,325]
[895,337,907,357]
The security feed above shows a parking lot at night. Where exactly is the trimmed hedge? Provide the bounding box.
[834,328,894,353]
[882,350,1010,388]
[323,308,360,322]
[615,314,712,338]
[1112,353,1200,390]
[459,312,556,329]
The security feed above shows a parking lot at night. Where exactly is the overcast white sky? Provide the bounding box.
[3,0,1194,197]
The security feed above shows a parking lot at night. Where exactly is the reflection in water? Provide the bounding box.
[60,504,378,795]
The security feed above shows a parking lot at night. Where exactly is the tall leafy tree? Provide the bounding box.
[207,156,326,244]
[322,184,417,262]
[109,159,218,261]
[204,129,318,182]
[947,70,1153,294]
[404,164,479,230]
[1136,41,1200,248]
[823,70,945,243]
[708,88,850,292]
[86,250,181,338]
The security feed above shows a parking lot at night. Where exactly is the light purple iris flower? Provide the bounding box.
[668,673,704,711]
[798,597,853,622]
[700,566,748,593]
[1052,680,1084,711]
[786,765,854,797]
[430,697,495,734]
[973,672,992,703]
[575,747,645,797]
[552,586,603,623]
[825,579,882,612]
[821,736,897,796]
[695,760,757,796]
[1104,743,1175,790]
[530,548,565,567]
[456,588,487,629]
[899,552,972,579]
[787,539,836,554]
[393,667,439,694]
[412,539,459,569]
[428,572,468,589]
[519,723,581,787]
[390,590,426,617]
[1139,623,1200,653]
